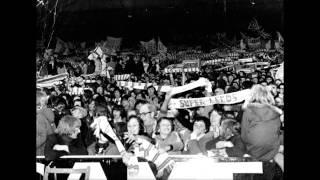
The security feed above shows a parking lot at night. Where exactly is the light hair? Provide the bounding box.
[248,84,275,105]
[55,115,81,136]
[36,90,47,107]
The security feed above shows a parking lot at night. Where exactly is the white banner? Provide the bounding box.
[168,89,251,109]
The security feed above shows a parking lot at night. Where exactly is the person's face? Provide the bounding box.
[147,87,155,96]
[228,76,234,83]
[210,111,221,126]
[69,124,81,139]
[55,103,65,113]
[113,110,121,119]
[114,90,120,98]
[127,118,140,135]
[261,82,267,86]
[222,76,228,82]
[275,80,282,86]
[252,78,258,84]
[89,101,95,111]
[136,94,143,100]
[214,88,224,95]
[159,119,172,136]
[193,120,206,135]
[127,110,137,118]
[122,100,130,110]
[279,85,284,94]
[266,77,272,83]
[139,104,154,126]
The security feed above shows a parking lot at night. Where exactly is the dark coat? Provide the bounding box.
[205,134,247,157]
[241,103,282,161]
[44,134,88,161]
[37,108,56,155]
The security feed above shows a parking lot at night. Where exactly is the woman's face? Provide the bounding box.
[69,124,81,139]
[113,110,121,119]
[228,75,234,83]
[89,101,95,111]
[127,118,140,135]
[193,120,206,135]
[114,90,120,98]
[97,87,103,95]
[222,76,228,82]
[147,87,155,96]
[159,119,172,136]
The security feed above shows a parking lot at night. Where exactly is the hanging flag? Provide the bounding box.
[248,18,261,32]
[157,38,167,54]
[276,31,284,43]
[54,38,66,53]
[140,38,157,55]
[265,40,271,50]
[240,39,246,50]
[103,36,122,51]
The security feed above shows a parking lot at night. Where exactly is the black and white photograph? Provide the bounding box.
[36,0,284,180]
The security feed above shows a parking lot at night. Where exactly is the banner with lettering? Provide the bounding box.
[168,89,251,109]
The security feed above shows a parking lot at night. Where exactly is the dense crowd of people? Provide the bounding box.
[37,47,284,180]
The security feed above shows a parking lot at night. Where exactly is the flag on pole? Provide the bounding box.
[157,38,167,54]
[103,36,122,51]
[140,38,157,55]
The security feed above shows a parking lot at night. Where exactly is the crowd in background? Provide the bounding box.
[37,48,284,180]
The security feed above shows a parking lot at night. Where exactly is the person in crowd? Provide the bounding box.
[87,105,119,155]
[37,90,56,156]
[205,119,247,157]
[132,55,145,77]
[123,115,154,151]
[47,56,58,75]
[139,103,158,138]
[48,96,70,127]
[154,117,184,155]
[146,86,160,109]
[57,62,67,74]
[241,84,283,180]
[87,60,95,74]
[184,116,211,154]
[112,88,122,105]
[44,115,87,180]
[79,59,88,75]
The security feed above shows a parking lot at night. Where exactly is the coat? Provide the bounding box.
[155,131,184,155]
[44,134,88,161]
[37,108,56,156]
[241,103,282,161]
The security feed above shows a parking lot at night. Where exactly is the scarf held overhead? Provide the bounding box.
[168,89,251,109]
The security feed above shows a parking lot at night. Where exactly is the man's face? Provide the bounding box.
[139,104,154,126]
[159,120,172,136]
[193,120,206,135]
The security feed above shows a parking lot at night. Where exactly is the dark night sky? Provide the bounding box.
[37,0,283,47]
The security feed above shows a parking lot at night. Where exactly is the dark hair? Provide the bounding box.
[94,104,109,117]
[147,86,158,96]
[175,109,193,131]
[127,115,145,135]
[112,105,126,119]
[193,116,211,133]
[220,119,241,138]
[134,99,148,110]
[156,117,175,134]
[48,96,67,108]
